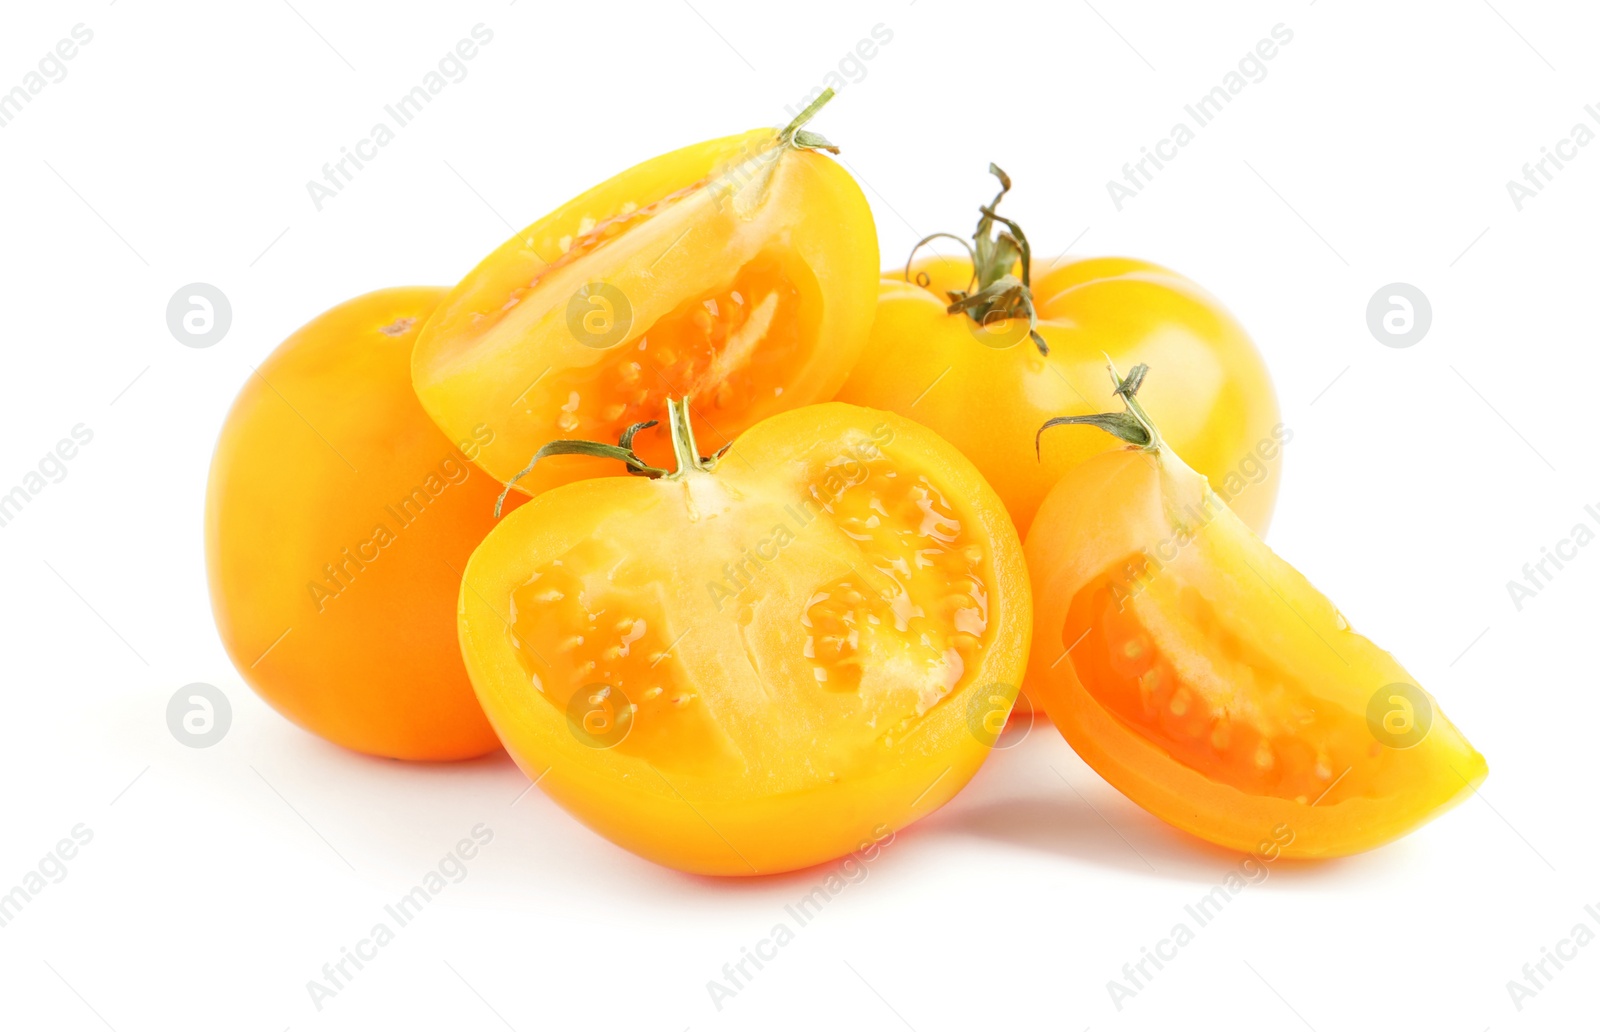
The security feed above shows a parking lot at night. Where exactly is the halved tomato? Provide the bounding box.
[1027,364,1487,857]
[459,400,1030,874]
[414,93,878,498]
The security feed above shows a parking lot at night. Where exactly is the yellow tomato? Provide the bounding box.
[413,93,878,500]
[206,287,516,760]
[838,168,1282,541]
[458,400,1030,874]
[1026,364,1487,857]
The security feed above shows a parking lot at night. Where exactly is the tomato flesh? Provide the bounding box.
[1067,559,1378,804]
[531,251,810,472]
[461,403,1030,874]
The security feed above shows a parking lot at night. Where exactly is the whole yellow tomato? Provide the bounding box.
[1026,364,1487,857]
[206,287,517,760]
[459,399,1030,874]
[837,167,1282,542]
[413,91,879,502]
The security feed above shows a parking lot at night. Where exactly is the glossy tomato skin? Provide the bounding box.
[838,255,1282,541]
[206,288,516,760]
[413,128,879,499]
[459,403,1030,875]
[1025,441,1487,857]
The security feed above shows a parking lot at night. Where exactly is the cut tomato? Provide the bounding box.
[459,400,1030,874]
[414,98,878,498]
[1027,364,1487,856]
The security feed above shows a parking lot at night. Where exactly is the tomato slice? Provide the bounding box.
[1027,366,1487,857]
[459,401,1030,875]
[413,116,878,499]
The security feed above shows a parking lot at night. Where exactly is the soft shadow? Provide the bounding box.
[248,713,1383,900]
[934,789,1386,886]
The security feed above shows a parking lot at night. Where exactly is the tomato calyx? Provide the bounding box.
[778,87,840,154]
[1036,361,1164,458]
[906,164,1051,356]
[493,398,732,516]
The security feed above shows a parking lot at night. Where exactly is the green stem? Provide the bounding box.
[492,401,730,517]
[779,88,839,153]
[910,163,1050,356]
[666,397,707,476]
[902,232,977,287]
[1035,361,1163,458]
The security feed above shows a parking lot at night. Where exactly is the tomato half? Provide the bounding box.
[837,167,1281,541]
[413,95,878,500]
[1026,364,1486,857]
[459,400,1030,875]
[206,288,516,760]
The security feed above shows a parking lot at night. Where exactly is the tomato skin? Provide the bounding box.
[206,288,515,761]
[413,127,879,500]
[459,402,1030,875]
[1025,437,1487,857]
[838,255,1282,541]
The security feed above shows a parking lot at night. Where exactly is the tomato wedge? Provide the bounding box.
[1027,364,1487,857]
[459,400,1030,874]
[413,93,878,499]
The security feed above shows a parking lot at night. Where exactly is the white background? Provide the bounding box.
[0,1,1594,1029]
